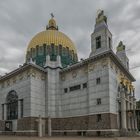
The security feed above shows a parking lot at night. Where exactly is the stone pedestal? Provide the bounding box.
[36,115,46,137]
[48,116,52,137]
[38,116,42,137]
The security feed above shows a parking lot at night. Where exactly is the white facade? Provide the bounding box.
[0,10,138,136]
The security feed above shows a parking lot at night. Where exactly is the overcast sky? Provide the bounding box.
[0,0,140,99]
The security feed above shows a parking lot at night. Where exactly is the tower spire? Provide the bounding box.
[90,10,112,57]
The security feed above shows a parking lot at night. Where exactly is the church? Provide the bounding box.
[0,10,138,136]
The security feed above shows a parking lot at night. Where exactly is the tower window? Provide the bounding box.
[109,37,111,48]
[96,77,101,85]
[97,98,101,105]
[96,36,101,49]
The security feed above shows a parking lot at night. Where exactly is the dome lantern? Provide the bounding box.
[46,13,58,30]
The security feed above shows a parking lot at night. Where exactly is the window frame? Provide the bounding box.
[83,83,87,88]
[96,36,101,49]
[96,77,101,85]
[69,85,81,92]
[64,88,68,93]
[97,98,101,105]
[97,114,102,122]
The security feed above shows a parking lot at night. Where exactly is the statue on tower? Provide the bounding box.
[96,9,107,24]
[117,41,125,52]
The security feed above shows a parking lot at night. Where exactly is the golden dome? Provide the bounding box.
[27,17,77,53]
[26,15,78,68]
[27,30,76,53]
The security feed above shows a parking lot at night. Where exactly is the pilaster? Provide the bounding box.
[127,102,131,130]
[4,104,7,120]
[120,91,127,130]
[18,100,21,119]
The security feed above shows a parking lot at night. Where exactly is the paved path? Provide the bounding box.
[0,136,140,140]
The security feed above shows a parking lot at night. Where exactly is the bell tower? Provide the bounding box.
[90,10,112,57]
[116,41,129,69]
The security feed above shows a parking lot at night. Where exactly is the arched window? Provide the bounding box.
[6,90,18,120]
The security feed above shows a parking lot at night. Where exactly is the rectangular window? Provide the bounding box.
[39,46,43,55]
[96,36,101,49]
[97,114,102,122]
[20,99,23,118]
[71,50,74,60]
[47,45,50,54]
[31,48,33,57]
[32,48,35,58]
[63,47,66,55]
[109,37,111,48]
[70,85,81,92]
[64,88,68,93]
[83,83,87,88]
[36,45,39,55]
[43,44,46,55]
[2,104,4,120]
[59,45,62,55]
[66,47,69,55]
[97,98,101,105]
[51,44,54,53]
[96,78,101,85]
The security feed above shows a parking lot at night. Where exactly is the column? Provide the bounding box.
[127,103,131,130]
[38,115,42,137]
[18,100,21,119]
[133,103,137,130]
[130,101,134,130]
[4,104,7,120]
[134,115,138,130]
[117,101,120,129]
[121,92,127,130]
